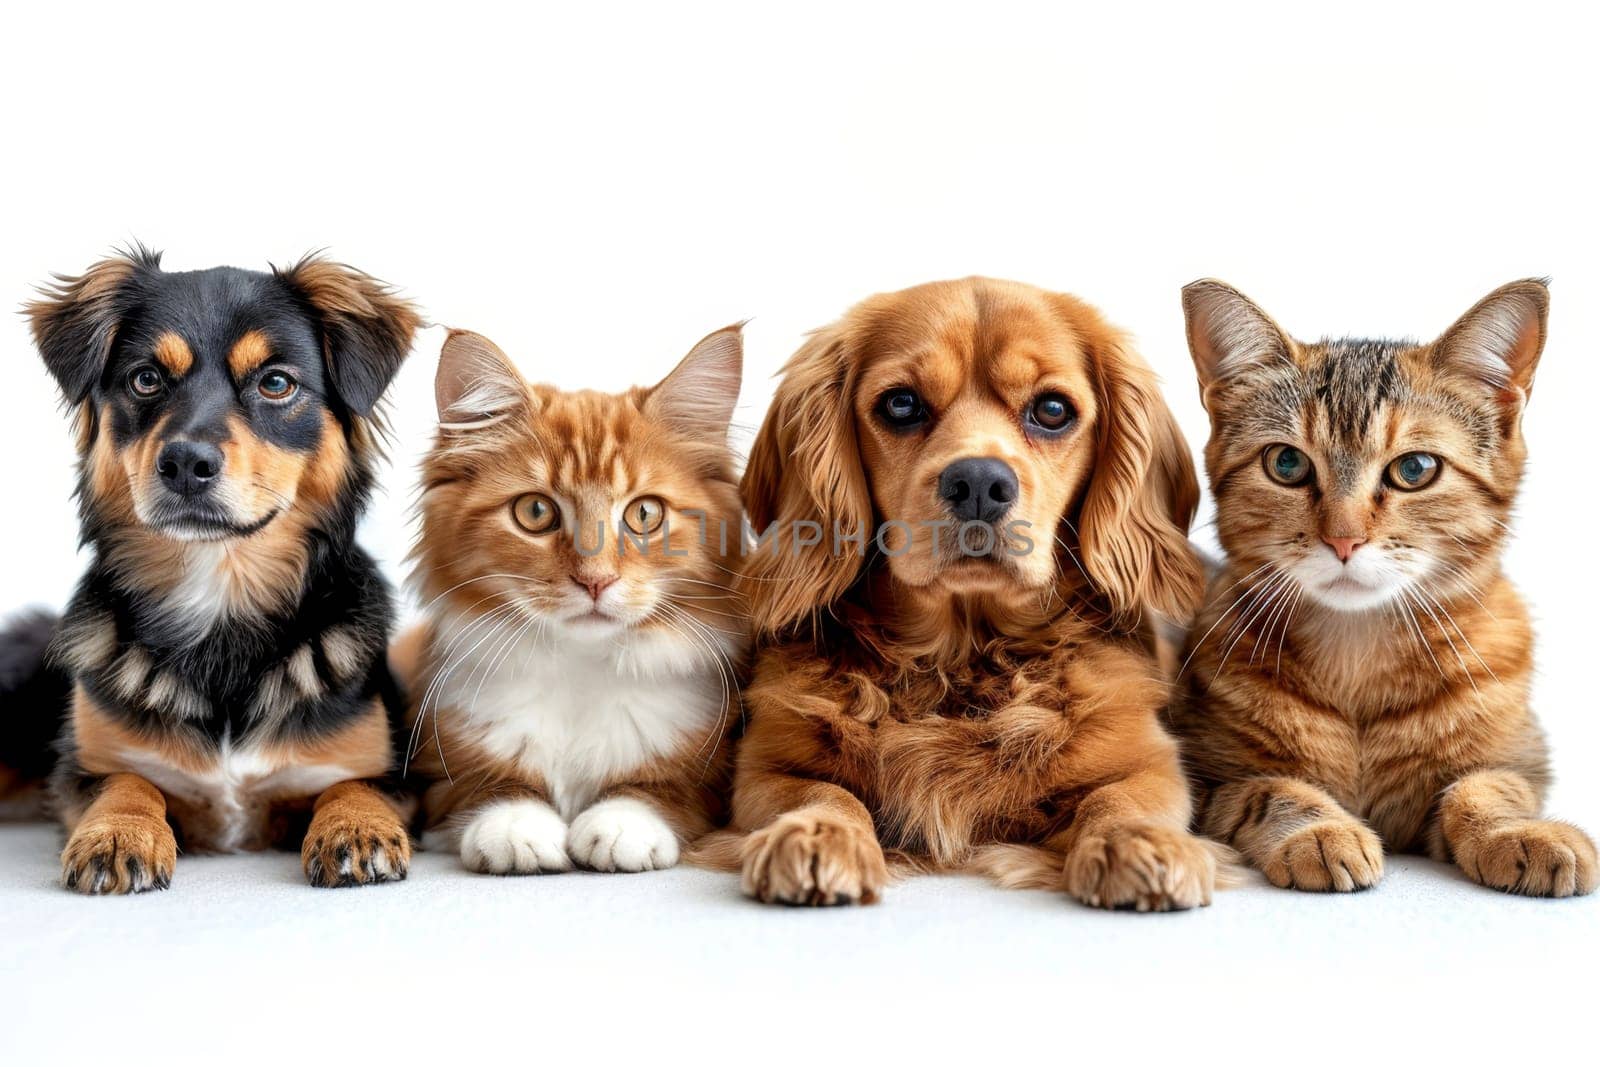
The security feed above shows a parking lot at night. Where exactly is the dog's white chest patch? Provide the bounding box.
[429,622,731,819]
[116,739,354,852]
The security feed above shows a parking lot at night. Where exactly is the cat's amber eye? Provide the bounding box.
[1386,452,1441,491]
[1262,444,1313,486]
[511,493,560,534]
[623,495,666,535]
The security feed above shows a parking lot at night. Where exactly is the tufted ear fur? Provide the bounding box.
[739,323,873,636]
[1072,327,1204,627]
[435,329,528,428]
[1432,278,1548,424]
[644,323,744,438]
[1181,279,1295,412]
[25,245,159,404]
[276,254,421,416]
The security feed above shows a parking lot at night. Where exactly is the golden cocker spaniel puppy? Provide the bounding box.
[719,277,1224,909]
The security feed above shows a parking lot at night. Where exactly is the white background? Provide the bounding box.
[1,2,1595,1063]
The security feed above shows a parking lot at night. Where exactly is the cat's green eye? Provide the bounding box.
[1386,452,1441,491]
[623,495,665,535]
[1263,444,1313,487]
[511,493,560,534]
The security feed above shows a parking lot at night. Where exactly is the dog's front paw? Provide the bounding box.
[1468,820,1597,898]
[302,793,411,888]
[1260,818,1384,892]
[1064,820,1217,911]
[62,814,177,895]
[460,798,572,875]
[740,810,887,906]
[568,797,679,872]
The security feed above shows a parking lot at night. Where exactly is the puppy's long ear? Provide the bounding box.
[644,324,744,438]
[277,254,421,416]
[1074,321,1204,627]
[740,323,872,636]
[25,245,159,404]
[1180,279,1294,411]
[1432,278,1548,425]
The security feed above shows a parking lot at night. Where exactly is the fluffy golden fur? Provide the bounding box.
[1168,278,1596,896]
[704,277,1224,909]
[398,327,746,874]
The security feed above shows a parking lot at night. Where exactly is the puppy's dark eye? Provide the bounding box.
[876,388,927,429]
[258,371,298,401]
[1386,452,1441,491]
[128,367,164,398]
[1026,392,1075,433]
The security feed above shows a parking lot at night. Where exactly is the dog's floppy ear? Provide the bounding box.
[740,322,872,636]
[25,245,158,404]
[277,254,421,416]
[1071,312,1204,627]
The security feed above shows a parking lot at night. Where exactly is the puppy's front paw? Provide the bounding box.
[740,810,887,906]
[1261,818,1384,892]
[302,796,410,888]
[1064,820,1216,911]
[1468,820,1597,898]
[460,798,572,875]
[62,815,177,895]
[568,797,679,872]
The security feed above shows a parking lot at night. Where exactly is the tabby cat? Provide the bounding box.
[1167,278,1595,896]
[393,326,747,874]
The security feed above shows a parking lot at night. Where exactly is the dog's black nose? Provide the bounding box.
[157,441,224,497]
[938,457,1018,523]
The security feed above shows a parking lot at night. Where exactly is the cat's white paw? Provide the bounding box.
[567,797,680,872]
[459,798,572,875]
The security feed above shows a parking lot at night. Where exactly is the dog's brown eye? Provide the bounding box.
[1027,393,1075,433]
[258,371,298,401]
[512,493,560,534]
[128,367,164,398]
[623,496,665,535]
[877,388,927,429]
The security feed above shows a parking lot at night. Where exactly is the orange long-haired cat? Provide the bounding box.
[1168,279,1595,897]
[393,326,746,874]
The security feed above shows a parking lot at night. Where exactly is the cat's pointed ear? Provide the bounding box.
[644,323,744,436]
[1432,279,1548,406]
[435,330,528,427]
[1181,279,1294,399]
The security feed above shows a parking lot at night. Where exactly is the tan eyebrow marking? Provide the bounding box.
[228,329,273,378]
[153,332,193,376]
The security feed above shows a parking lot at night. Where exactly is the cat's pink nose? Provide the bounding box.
[1322,535,1366,563]
[574,574,618,601]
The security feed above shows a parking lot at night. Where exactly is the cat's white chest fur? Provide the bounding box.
[430,617,734,819]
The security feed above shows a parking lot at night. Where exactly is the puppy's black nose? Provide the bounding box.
[938,457,1018,523]
[157,441,224,497]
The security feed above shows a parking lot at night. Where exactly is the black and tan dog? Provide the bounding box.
[0,245,420,893]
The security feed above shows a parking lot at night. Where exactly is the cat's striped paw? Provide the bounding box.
[1261,818,1383,892]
